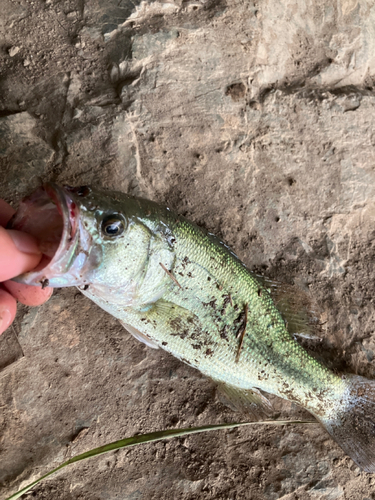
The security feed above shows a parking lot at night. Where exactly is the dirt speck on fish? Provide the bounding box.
[10,183,375,472]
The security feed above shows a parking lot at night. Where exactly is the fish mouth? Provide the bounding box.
[9,183,92,287]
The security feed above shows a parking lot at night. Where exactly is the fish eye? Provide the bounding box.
[101,214,126,237]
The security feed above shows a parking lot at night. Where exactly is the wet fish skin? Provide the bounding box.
[11,185,375,472]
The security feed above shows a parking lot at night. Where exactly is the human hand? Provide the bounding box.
[0,199,53,335]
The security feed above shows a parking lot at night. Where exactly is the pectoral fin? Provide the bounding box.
[120,321,159,349]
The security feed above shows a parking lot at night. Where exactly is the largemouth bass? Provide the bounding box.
[10,184,375,472]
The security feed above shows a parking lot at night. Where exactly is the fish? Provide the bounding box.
[9,183,375,472]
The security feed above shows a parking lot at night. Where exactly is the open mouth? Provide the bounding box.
[8,184,82,287]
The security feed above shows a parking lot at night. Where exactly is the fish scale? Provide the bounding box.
[11,184,375,472]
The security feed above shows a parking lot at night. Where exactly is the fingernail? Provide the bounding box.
[7,229,41,255]
[0,307,12,334]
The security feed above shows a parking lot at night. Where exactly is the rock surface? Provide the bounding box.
[1,0,375,498]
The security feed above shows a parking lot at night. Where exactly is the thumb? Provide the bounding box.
[0,228,42,281]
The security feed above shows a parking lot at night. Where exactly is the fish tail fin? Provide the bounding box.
[318,375,375,472]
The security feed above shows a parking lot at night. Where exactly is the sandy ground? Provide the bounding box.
[1,0,375,498]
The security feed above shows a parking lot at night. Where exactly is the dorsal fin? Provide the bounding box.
[254,274,321,339]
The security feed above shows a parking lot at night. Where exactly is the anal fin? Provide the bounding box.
[216,381,273,420]
[120,321,159,349]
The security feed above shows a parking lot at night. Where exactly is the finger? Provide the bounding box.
[0,227,42,281]
[0,199,16,227]
[0,286,17,335]
[3,280,53,306]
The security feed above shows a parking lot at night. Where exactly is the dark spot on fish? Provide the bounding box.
[162,341,168,346]
[187,272,192,278]
[258,289,262,297]
[188,327,202,341]
[209,299,217,309]
[179,272,184,276]
[170,323,189,340]
[192,344,201,350]
[83,284,89,291]
[217,284,223,291]
[141,318,147,321]
[207,276,211,281]
[220,294,232,314]
[358,387,366,397]
[235,303,248,362]
[170,317,182,330]
[220,325,229,340]
[187,317,194,324]
[182,256,191,269]
[203,298,217,310]
[40,279,49,289]
[205,349,213,356]
[234,309,246,326]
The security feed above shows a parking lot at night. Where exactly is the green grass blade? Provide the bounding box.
[5,419,315,500]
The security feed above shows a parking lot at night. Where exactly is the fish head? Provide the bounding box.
[9,184,175,307]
